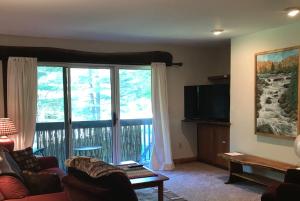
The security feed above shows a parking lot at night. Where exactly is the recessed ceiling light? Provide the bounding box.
[285,7,300,17]
[212,29,224,36]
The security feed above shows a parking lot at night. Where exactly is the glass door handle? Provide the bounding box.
[112,112,117,126]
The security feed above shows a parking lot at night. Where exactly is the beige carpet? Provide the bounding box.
[158,162,266,201]
[136,188,187,201]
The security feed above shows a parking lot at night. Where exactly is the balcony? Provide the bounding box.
[35,118,153,168]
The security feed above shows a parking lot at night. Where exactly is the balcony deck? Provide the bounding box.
[35,118,152,168]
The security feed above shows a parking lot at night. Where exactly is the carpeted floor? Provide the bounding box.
[155,162,266,201]
[136,188,187,201]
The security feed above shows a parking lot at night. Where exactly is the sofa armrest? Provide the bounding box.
[261,183,280,201]
[38,156,59,169]
[62,175,109,195]
[284,169,300,185]
[62,175,111,200]
[277,182,300,201]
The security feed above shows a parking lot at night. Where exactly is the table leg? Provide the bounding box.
[158,182,163,201]
[225,161,243,184]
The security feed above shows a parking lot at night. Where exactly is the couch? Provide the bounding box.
[1,148,138,201]
[0,154,69,201]
[261,169,300,201]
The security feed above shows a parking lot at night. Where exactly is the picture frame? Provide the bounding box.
[255,46,300,139]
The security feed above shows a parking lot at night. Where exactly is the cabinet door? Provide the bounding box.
[214,126,229,168]
[197,124,214,163]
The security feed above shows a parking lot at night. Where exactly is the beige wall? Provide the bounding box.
[0,34,230,159]
[231,22,300,164]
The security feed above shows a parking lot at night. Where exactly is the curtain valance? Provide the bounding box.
[0,46,175,66]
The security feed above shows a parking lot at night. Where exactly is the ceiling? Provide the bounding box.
[0,0,299,43]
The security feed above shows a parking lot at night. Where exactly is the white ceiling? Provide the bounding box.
[0,0,299,43]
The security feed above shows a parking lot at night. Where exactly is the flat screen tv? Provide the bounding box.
[184,84,230,122]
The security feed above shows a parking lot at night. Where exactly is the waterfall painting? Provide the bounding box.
[255,47,299,138]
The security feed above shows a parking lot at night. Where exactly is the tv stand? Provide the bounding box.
[183,120,230,168]
[182,119,230,126]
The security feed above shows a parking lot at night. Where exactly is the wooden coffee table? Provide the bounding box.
[130,173,169,201]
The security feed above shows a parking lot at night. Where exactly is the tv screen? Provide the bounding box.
[184,84,229,122]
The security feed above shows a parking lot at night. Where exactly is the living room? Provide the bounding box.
[0,1,300,201]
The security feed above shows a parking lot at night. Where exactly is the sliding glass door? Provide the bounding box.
[35,65,152,167]
[35,66,67,168]
[70,68,113,163]
[118,68,153,163]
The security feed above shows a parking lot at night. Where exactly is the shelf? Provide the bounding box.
[208,74,230,82]
[232,172,280,186]
[182,119,231,126]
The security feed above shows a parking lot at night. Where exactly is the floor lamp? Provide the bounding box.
[0,118,17,152]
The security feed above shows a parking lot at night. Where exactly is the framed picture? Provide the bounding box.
[255,46,300,139]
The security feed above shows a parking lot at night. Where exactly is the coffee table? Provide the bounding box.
[130,173,169,201]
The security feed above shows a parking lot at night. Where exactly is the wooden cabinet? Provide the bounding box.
[197,125,214,163]
[197,122,230,168]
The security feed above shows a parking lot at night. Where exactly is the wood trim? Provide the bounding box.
[0,46,173,66]
[255,132,296,140]
[207,74,230,81]
[254,45,300,56]
[173,157,197,164]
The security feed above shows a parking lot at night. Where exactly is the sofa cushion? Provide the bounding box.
[27,192,69,201]
[22,171,63,196]
[39,167,66,180]
[67,168,138,201]
[0,175,29,199]
[7,192,69,201]
[11,147,41,172]
[37,156,59,169]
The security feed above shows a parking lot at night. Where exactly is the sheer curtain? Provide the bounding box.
[7,57,38,150]
[0,61,4,117]
[150,63,174,170]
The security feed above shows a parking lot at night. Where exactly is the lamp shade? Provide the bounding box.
[0,118,17,136]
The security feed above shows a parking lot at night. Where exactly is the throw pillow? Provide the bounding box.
[22,170,62,195]
[0,175,29,199]
[0,147,23,180]
[11,147,41,172]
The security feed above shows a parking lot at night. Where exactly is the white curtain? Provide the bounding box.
[7,57,38,150]
[150,63,174,170]
[0,61,4,117]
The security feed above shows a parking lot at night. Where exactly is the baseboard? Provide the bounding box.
[173,157,197,164]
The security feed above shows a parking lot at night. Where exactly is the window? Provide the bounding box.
[34,64,153,167]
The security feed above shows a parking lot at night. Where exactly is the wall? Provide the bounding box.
[0,35,230,159]
[231,22,300,164]
[0,62,3,117]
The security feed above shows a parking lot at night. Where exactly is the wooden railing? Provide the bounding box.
[35,119,152,168]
